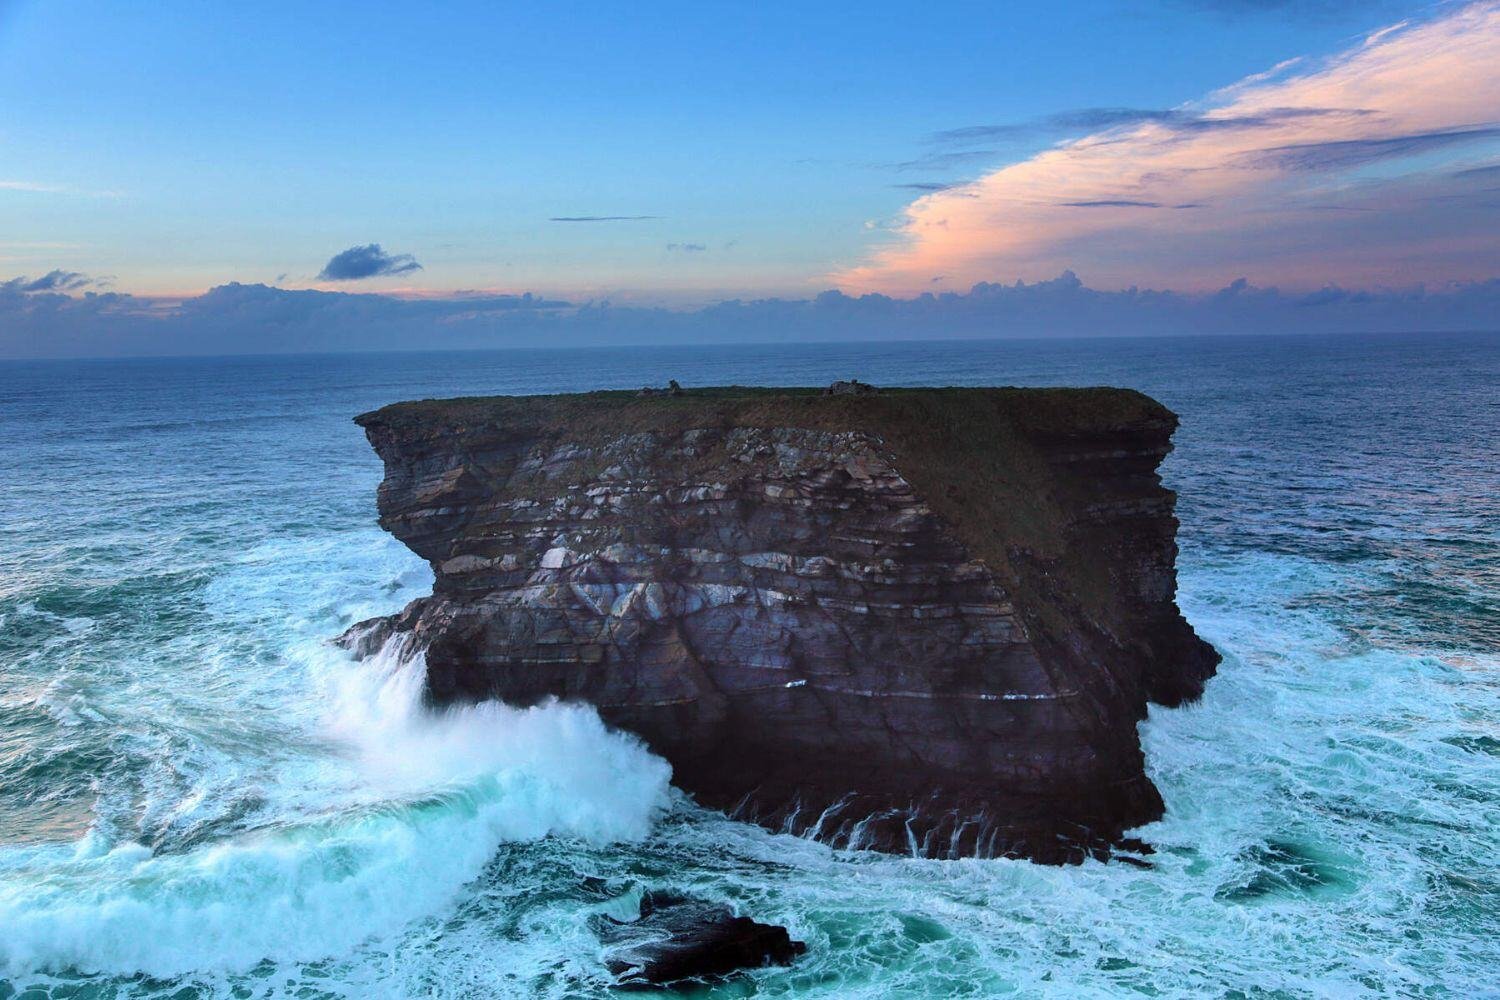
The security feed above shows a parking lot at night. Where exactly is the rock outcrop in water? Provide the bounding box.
[342,386,1218,862]
[594,890,807,987]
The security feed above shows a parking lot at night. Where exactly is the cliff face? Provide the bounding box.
[343,387,1218,862]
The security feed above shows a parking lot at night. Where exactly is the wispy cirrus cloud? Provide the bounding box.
[892,182,960,192]
[838,2,1500,294]
[1060,199,1162,208]
[927,105,1368,146]
[1453,161,1500,179]
[1252,125,1500,171]
[0,180,67,194]
[890,149,1001,172]
[0,179,122,197]
[549,215,660,222]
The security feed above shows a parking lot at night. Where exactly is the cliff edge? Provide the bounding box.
[342,386,1219,862]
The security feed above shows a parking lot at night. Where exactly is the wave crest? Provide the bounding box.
[0,637,673,978]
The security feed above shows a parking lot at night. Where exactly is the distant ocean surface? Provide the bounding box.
[1,332,1496,998]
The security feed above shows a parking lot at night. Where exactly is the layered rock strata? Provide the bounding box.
[342,387,1218,862]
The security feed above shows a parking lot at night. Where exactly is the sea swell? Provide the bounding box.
[1,337,1496,997]
[4,530,1491,995]
[0,643,672,980]
[0,542,673,982]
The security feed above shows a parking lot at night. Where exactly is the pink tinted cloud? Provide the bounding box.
[836,2,1500,294]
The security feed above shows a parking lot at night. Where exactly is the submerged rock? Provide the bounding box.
[596,890,806,988]
[340,386,1219,861]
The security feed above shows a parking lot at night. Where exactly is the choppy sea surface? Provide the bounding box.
[1,332,1496,998]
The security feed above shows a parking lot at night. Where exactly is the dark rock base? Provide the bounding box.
[595,891,806,988]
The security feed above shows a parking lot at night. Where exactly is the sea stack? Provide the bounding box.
[341,386,1219,862]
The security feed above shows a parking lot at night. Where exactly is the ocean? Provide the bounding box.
[1,332,1496,998]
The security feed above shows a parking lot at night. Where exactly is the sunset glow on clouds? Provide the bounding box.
[836,2,1500,294]
[7,0,1500,325]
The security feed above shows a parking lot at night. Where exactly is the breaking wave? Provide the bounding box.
[0,634,672,979]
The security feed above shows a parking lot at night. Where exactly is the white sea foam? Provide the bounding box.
[0,634,673,978]
[4,540,1495,994]
[5,337,1499,999]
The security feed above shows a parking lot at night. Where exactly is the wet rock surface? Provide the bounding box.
[595,890,806,988]
[341,387,1218,861]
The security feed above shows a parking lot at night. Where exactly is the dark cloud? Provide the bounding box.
[1454,162,1500,179]
[1059,199,1164,208]
[1255,126,1500,171]
[666,243,707,252]
[2,269,95,293]
[930,106,1369,145]
[892,182,957,192]
[897,110,1356,168]
[932,110,1167,143]
[1055,199,1207,210]
[549,215,660,222]
[891,150,1000,172]
[5,275,1499,360]
[1296,284,1376,307]
[317,244,423,281]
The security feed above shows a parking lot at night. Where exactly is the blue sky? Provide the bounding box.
[7,0,1490,304]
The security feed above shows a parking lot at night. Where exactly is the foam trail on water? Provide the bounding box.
[0,638,673,978]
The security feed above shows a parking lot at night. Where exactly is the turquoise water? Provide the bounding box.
[1,334,1496,997]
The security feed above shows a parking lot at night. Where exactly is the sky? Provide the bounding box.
[2,0,1499,357]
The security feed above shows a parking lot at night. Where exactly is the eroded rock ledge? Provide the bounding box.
[342,386,1218,862]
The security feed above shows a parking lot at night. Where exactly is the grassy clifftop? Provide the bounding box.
[357,385,1170,442]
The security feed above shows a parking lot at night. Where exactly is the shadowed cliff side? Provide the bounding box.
[341,386,1219,863]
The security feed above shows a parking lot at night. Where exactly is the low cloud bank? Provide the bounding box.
[2,272,1497,359]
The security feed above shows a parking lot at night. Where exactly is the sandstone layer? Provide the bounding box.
[342,387,1219,862]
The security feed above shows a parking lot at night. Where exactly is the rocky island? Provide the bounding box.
[341,385,1218,863]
